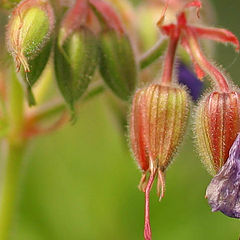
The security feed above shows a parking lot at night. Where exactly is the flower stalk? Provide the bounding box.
[0,67,25,240]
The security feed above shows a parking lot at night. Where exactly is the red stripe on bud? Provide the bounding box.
[195,91,240,174]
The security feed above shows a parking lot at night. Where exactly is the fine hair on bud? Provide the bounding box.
[194,89,240,175]
[6,0,55,72]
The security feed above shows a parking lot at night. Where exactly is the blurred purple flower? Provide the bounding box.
[206,133,240,219]
[177,62,203,101]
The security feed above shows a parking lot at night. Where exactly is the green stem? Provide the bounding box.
[0,142,25,240]
[0,67,25,240]
[27,85,105,124]
[139,38,169,70]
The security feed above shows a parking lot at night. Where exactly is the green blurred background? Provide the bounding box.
[10,0,240,239]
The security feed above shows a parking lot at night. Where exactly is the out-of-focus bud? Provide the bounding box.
[55,28,98,112]
[54,0,98,113]
[130,83,189,174]
[6,0,54,105]
[99,30,137,101]
[195,91,240,175]
[6,0,54,72]
[89,0,137,101]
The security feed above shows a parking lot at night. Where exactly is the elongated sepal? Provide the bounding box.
[99,31,137,101]
[6,0,55,72]
[206,134,240,219]
[20,39,52,106]
[54,28,98,112]
[190,26,240,51]
[130,84,189,172]
[195,91,240,175]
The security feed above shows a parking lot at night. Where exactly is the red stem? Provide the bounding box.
[161,31,179,84]
[186,28,230,92]
[144,170,157,240]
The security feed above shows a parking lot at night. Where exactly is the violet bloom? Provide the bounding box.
[178,62,203,101]
[206,133,240,219]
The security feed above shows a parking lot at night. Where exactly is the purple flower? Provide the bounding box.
[177,62,203,101]
[206,133,240,219]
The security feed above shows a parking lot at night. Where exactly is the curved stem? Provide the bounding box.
[144,169,157,240]
[186,28,230,92]
[139,38,169,70]
[161,33,179,84]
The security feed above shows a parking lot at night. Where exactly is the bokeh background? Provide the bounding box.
[9,0,240,239]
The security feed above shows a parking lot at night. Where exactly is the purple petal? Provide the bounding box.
[206,134,240,219]
[177,62,203,101]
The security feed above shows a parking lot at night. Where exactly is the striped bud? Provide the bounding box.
[195,91,240,175]
[99,30,137,101]
[54,27,98,111]
[130,83,189,240]
[130,83,189,175]
[6,0,54,72]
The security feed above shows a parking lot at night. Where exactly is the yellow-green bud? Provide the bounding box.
[6,0,54,72]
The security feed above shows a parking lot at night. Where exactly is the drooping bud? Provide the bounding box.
[130,83,189,174]
[6,0,54,105]
[55,29,98,112]
[89,0,137,100]
[195,91,240,175]
[6,0,55,72]
[99,31,137,100]
[130,83,189,240]
[54,0,98,113]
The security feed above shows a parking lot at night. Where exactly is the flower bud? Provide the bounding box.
[54,27,98,111]
[195,91,240,175]
[99,30,137,101]
[6,0,55,72]
[130,83,189,174]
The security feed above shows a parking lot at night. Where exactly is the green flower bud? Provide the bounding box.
[99,30,137,101]
[6,0,55,72]
[54,27,98,112]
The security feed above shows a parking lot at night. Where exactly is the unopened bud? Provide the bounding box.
[99,30,137,101]
[54,27,98,111]
[6,0,54,72]
[130,83,189,175]
[195,91,240,175]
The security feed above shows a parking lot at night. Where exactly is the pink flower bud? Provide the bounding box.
[130,83,189,174]
[130,83,189,240]
[195,91,240,175]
